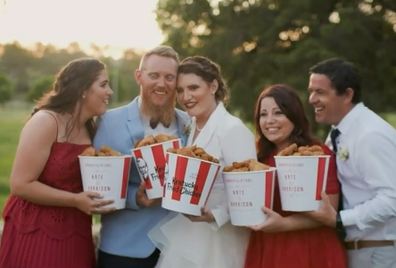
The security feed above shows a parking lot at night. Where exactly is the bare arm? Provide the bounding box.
[10,112,111,212]
[281,193,339,231]
[250,193,339,232]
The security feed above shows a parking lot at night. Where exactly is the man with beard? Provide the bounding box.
[93,46,190,268]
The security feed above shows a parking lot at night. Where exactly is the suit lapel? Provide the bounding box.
[192,102,227,149]
[175,109,190,146]
[126,97,145,147]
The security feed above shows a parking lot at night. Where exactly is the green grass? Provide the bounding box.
[0,103,396,218]
[0,104,32,216]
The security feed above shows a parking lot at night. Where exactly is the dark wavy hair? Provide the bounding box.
[30,58,106,141]
[254,84,318,161]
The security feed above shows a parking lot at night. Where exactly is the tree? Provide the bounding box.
[0,72,12,106]
[155,0,396,137]
[27,76,54,102]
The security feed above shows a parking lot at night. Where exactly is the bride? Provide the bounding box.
[149,56,257,268]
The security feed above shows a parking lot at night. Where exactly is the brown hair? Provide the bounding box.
[178,56,230,105]
[139,45,180,69]
[30,57,106,141]
[254,84,318,161]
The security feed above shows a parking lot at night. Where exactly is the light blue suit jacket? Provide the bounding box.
[93,97,190,258]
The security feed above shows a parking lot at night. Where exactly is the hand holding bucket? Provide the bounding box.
[223,167,276,226]
[274,155,330,212]
[162,152,220,216]
[78,154,132,210]
[132,139,181,199]
[74,191,117,215]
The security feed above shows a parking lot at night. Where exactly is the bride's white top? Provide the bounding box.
[186,102,257,228]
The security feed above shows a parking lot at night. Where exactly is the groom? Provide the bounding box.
[306,58,396,268]
[93,45,190,268]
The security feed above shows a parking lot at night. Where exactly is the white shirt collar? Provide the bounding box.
[334,102,365,134]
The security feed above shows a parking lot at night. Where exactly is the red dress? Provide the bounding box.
[245,144,347,268]
[0,142,96,268]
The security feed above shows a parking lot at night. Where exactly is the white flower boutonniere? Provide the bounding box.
[337,148,349,161]
[182,120,192,135]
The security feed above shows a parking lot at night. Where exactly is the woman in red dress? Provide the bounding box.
[244,84,347,268]
[0,58,116,268]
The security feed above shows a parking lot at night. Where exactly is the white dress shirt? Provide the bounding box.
[137,97,179,137]
[334,103,396,241]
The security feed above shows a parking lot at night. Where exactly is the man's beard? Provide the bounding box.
[140,90,176,128]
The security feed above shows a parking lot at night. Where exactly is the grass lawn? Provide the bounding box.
[0,104,32,216]
[0,103,396,218]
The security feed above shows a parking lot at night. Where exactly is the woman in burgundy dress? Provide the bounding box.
[0,58,116,268]
[244,84,347,268]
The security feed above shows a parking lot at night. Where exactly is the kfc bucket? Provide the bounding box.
[78,155,132,210]
[162,152,220,216]
[131,139,181,199]
[274,155,330,211]
[223,168,276,226]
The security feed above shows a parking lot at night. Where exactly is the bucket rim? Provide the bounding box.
[131,138,182,151]
[166,152,221,166]
[78,154,132,159]
[221,167,276,175]
[274,155,330,159]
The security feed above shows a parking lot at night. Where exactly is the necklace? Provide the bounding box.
[196,125,203,132]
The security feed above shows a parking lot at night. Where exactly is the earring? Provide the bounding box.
[82,95,86,98]
[211,91,215,95]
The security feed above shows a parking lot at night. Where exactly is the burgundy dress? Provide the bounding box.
[245,144,347,268]
[0,142,96,268]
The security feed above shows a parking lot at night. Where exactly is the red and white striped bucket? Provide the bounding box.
[78,155,132,210]
[162,152,220,216]
[131,139,181,199]
[223,168,276,226]
[274,155,330,211]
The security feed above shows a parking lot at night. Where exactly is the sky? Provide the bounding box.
[0,0,165,57]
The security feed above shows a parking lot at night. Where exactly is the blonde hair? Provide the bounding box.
[139,45,180,69]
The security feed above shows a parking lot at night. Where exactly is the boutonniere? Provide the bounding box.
[182,120,192,135]
[337,147,349,161]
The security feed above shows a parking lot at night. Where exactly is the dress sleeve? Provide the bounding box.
[321,144,340,195]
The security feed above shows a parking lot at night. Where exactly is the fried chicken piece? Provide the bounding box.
[277,143,298,156]
[292,152,302,156]
[167,148,179,154]
[308,145,323,152]
[184,145,197,151]
[193,147,206,156]
[100,146,122,156]
[136,135,156,148]
[223,159,270,172]
[177,148,196,158]
[298,145,323,153]
[232,160,250,169]
[80,146,96,156]
[199,153,213,162]
[169,146,219,163]
[249,161,270,171]
[233,167,249,172]
[223,165,234,172]
[311,150,325,156]
[134,139,142,148]
[300,150,325,156]
[154,134,171,143]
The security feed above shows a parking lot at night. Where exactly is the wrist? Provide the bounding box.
[71,193,80,208]
[280,216,291,232]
